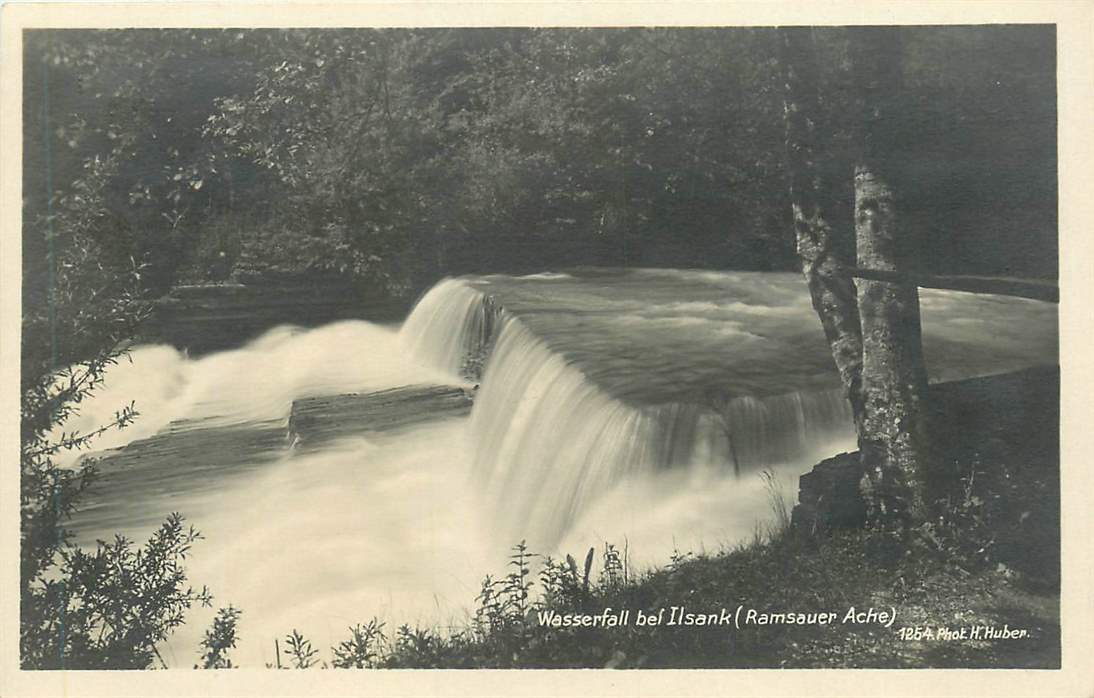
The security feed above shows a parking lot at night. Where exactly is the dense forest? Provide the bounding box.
[23,27,1055,305]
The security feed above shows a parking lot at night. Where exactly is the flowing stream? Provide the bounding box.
[62,268,1058,667]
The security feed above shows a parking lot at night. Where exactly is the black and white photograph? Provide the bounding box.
[2,2,1092,696]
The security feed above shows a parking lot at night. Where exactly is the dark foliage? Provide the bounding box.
[20,49,217,666]
[24,27,1056,319]
[22,515,213,670]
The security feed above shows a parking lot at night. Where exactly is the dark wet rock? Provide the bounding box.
[287,384,473,451]
[84,418,289,477]
[69,418,289,541]
[791,451,867,534]
[925,365,1059,471]
[69,384,475,540]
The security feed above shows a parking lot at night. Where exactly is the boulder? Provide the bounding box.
[791,451,867,535]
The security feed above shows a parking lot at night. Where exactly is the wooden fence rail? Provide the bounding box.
[842,268,1058,303]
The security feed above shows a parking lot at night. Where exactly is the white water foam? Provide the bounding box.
[55,321,456,466]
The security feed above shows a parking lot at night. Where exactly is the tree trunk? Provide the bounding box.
[849,28,934,525]
[777,27,866,442]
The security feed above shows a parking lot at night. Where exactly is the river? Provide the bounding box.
[62,268,1058,667]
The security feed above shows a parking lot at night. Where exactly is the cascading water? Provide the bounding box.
[398,278,500,380]
[467,315,725,549]
[399,276,857,549]
[61,268,1057,666]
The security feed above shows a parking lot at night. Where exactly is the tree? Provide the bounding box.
[777,27,866,442]
[848,27,934,526]
[778,26,937,530]
[203,28,799,282]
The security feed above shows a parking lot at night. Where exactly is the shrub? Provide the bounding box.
[20,152,214,668]
[24,515,213,669]
[197,606,243,669]
[331,620,386,669]
[281,630,321,669]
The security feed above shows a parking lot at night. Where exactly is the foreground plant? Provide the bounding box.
[19,138,216,668]
[23,514,213,669]
[198,605,243,669]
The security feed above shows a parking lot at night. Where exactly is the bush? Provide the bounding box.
[281,630,320,669]
[197,606,243,669]
[20,152,215,668]
[331,620,386,669]
[22,515,213,670]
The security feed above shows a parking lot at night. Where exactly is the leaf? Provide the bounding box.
[583,547,594,589]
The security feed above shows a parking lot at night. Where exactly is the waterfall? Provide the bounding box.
[398,278,499,380]
[467,314,730,548]
[400,277,856,549]
[717,389,853,471]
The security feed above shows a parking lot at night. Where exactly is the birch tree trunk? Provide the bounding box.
[777,27,866,443]
[850,27,934,525]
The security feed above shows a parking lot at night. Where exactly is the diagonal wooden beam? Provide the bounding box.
[843,267,1059,303]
